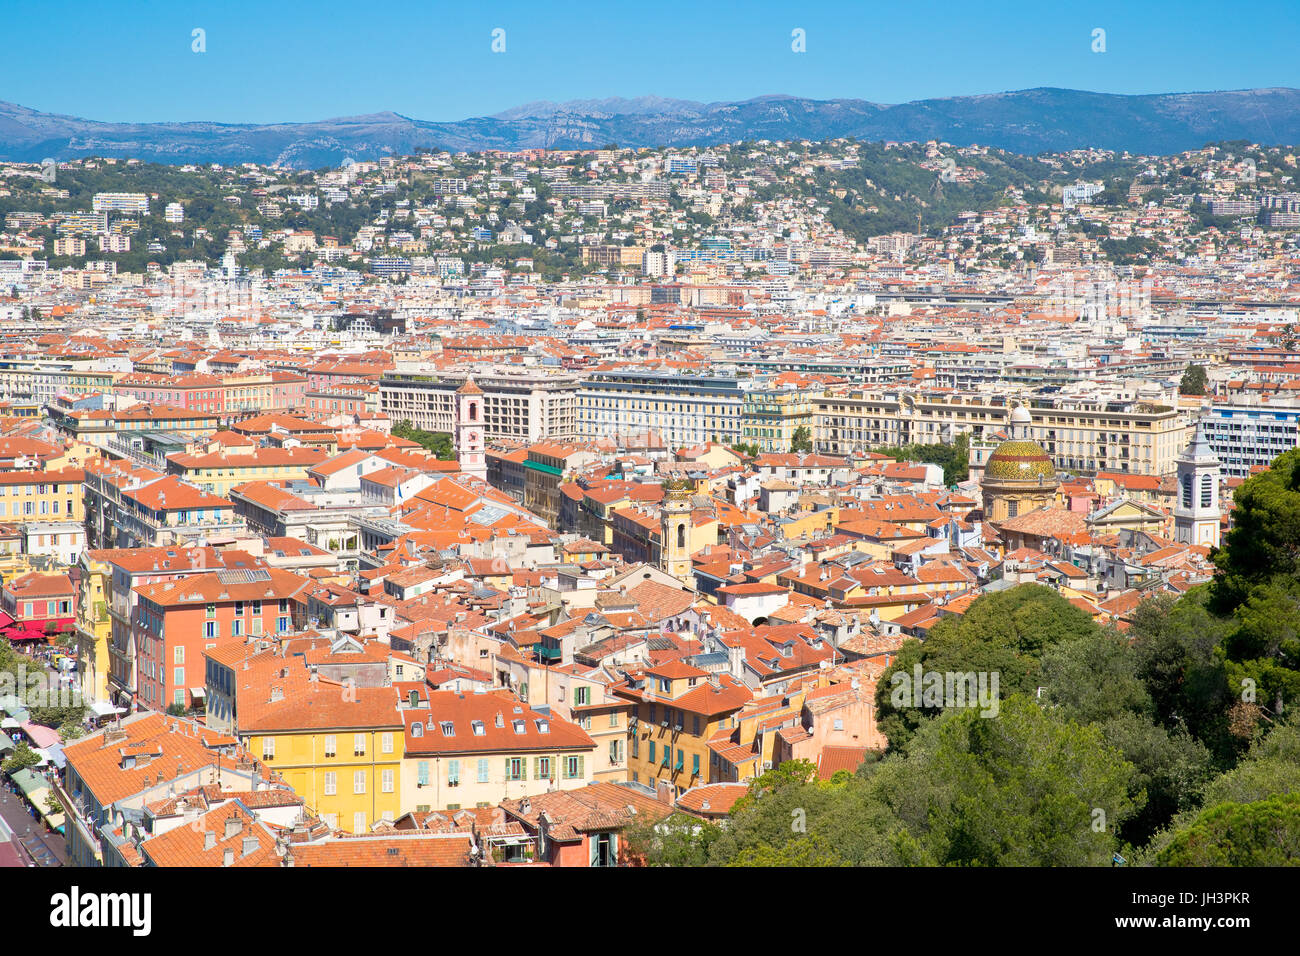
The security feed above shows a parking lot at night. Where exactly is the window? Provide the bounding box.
[609,711,619,728]
[574,686,589,707]
[204,621,217,639]
[174,667,184,687]
[381,732,393,754]
[353,812,366,833]
[692,715,701,736]
[534,756,551,780]
[505,758,524,781]
[324,735,336,757]
[564,755,584,779]
[648,741,655,764]
[262,737,275,760]
[206,604,216,618]
[353,771,366,795]
[609,739,623,763]
[382,768,394,793]
[417,761,429,787]
[323,771,337,795]
[176,644,189,666]
[477,758,490,783]
[692,753,700,776]
[353,734,366,756]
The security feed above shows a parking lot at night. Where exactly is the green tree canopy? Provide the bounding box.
[1155,792,1300,866]
[1179,363,1208,395]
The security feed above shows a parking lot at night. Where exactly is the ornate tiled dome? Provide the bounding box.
[984,440,1056,482]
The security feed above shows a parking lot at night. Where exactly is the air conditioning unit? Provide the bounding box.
[673,724,682,732]
[660,720,668,728]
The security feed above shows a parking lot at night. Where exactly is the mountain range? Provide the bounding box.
[3,88,1299,168]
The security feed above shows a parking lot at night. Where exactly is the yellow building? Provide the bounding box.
[742,387,821,453]
[399,689,598,812]
[229,666,403,833]
[613,661,753,798]
[73,550,112,706]
[166,445,326,497]
[0,466,86,524]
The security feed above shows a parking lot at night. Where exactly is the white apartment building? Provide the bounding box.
[577,368,752,448]
[1202,397,1300,479]
[380,367,580,442]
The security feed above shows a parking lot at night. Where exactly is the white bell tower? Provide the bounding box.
[455,377,486,481]
[1174,420,1220,549]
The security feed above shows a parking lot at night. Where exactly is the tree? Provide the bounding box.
[391,420,456,460]
[1210,448,1300,613]
[1155,793,1300,866]
[1179,363,1208,395]
[1129,589,1235,764]
[28,703,87,730]
[790,426,813,454]
[870,696,1140,866]
[622,812,722,866]
[876,584,1098,751]
[2,741,41,774]
[869,434,969,485]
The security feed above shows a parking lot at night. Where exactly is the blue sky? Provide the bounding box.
[6,0,1299,123]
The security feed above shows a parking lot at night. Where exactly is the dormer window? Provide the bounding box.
[411,722,423,737]
[440,721,455,736]
[512,719,525,735]
[471,720,485,736]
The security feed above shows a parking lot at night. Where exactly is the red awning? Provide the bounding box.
[8,629,48,643]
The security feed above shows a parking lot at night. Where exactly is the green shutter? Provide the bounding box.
[505,758,512,780]
[577,755,584,778]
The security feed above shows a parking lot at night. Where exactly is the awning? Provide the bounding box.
[189,687,206,699]
[89,700,124,718]
[39,743,66,770]
[20,721,61,749]
[8,629,47,642]
[1,717,20,730]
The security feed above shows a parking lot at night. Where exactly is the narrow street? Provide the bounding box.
[0,781,65,866]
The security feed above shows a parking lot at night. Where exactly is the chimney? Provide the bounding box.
[224,816,243,840]
[203,830,216,851]
[242,836,259,858]
[222,847,235,867]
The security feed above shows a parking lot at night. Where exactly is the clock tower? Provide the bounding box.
[455,377,486,481]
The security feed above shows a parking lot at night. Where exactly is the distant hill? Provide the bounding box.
[3,88,1300,167]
